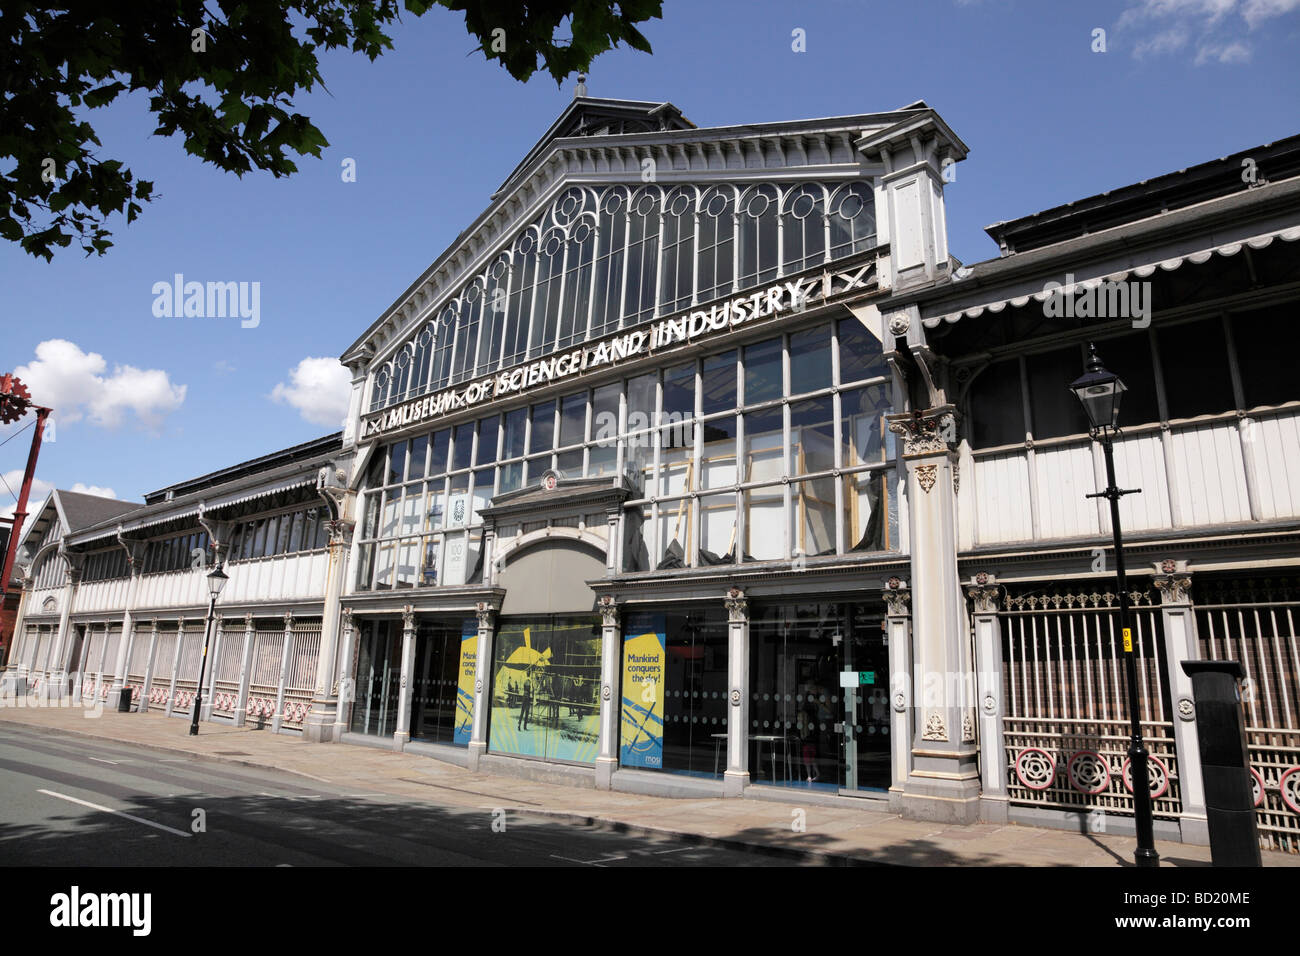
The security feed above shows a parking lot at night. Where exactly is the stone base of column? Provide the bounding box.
[466,740,486,772]
[302,699,339,743]
[0,673,26,697]
[594,756,617,790]
[979,794,1010,824]
[105,685,126,712]
[392,732,409,753]
[894,772,982,824]
[723,769,748,797]
[45,672,70,700]
[1179,812,1210,846]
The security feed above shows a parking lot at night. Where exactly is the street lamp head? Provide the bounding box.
[1069,343,1127,435]
[206,563,229,599]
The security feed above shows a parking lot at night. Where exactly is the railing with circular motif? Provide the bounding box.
[1004,717,1182,819]
[1247,728,1300,853]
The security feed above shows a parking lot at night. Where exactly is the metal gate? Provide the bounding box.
[1195,576,1300,853]
[999,585,1182,819]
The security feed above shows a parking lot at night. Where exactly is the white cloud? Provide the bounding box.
[14,339,186,431]
[270,357,351,428]
[1195,38,1253,61]
[0,474,117,549]
[1117,0,1298,61]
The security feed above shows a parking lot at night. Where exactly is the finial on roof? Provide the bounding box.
[574,73,587,99]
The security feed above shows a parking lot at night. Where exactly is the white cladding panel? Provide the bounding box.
[1250,409,1300,520]
[1100,431,1171,534]
[73,578,131,614]
[1034,444,1100,539]
[1169,421,1251,526]
[973,451,1033,543]
[223,552,328,605]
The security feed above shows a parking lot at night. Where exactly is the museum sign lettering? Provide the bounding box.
[361,262,875,441]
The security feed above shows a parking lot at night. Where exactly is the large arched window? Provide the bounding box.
[737,184,780,290]
[696,185,736,303]
[781,182,827,274]
[658,185,697,314]
[369,178,879,412]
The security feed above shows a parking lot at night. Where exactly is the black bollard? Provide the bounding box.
[1181,660,1261,867]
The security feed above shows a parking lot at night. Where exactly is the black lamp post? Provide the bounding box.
[1069,343,1159,868]
[189,563,229,736]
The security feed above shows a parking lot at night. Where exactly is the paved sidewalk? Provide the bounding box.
[2,703,1294,867]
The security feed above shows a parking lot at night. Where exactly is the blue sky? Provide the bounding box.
[2,0,1298,526]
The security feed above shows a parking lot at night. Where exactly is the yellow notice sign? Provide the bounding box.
[1123,628,1133,652]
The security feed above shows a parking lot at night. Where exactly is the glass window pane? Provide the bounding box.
[847,469,898,552]
[476,415,500,465]
[1098,331,1159,426]
[275,515,292,554]
[838,317,887,384]
[408,435,428,480]
[588,442,618,477]
[744,483,785,560]
[744,408,784,484]
[841,385,893,466]
[791,397,835,475]
[792,477,836,557]
[502,408,527,459]
[701,414,736,489]
[790,326,832,395]
[968,360,1025,449]
[744,338,782,405]
[499,461,524,493]
[288,511,305,552]
[425,485,446,530]
[451,423,475,471]
[662,362,695,421]
[701,350,737,415]
[529,401,555,453]
[698,493,737,564]
[559,392,587,447]
[401,487,422,536]
[556,448,583,476]
[626,372,657,434]
[429,429,451,476]
[420,535,441,586]
[387,441,407,485]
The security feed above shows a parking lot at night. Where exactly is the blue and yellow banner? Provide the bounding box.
[621,613,666,769]
[453,619,478,745]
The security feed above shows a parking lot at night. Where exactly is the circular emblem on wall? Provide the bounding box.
[602,684,611,701]
[730,689,741,706]
[893,692,906,713]
[475,680,483,694]
[975,571,989,586]
[1161,558,1177,575]
[982,694,997,716]
[886,576,901,590]
[1177,697,1195,721]
[541,470,560,491]
[887,313,910,336]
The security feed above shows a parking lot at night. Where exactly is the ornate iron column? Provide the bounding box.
[47,560,82,698]
[723,586,750,797]
[138,619,159,714]
[303,515,354,743]
[272,611,295,735]
[883,577,914,797]
[393,605,416,751]
[886,407,981,822]
[1154,560,1209,845]
[467,601,497,771]
[595,594,621,790]
[332,607,356,737]
[968,572,1008,822]
[233,613,255,727]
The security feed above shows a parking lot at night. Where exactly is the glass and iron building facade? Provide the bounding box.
[8,95,1300,850]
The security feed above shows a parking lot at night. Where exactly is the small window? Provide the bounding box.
[789,326,832,396]
[1157,319,1234,419]
[743,338,782,406]
[1231,306,1295,409]
[701,351,737,415]
[968,359,1025,449]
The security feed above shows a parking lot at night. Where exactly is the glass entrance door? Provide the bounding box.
[841,613,890,793]
[410,620,461,743]
[350,621,402,736]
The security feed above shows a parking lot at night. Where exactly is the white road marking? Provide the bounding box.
[549,853,627,866]
[37,789,192,838]
[88,757,119,765]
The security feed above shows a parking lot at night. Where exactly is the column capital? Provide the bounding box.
[401,604,416,632]
[597,594,620,628]
[724,586,747,623]
[341,606,354,631]
[883,576,911,617]
[1153,559,1193,606]
[475,601,496,630]
[283,610,295,630]
[886,406,958,458]
[243,612,254,630]
[967,572,1001,614]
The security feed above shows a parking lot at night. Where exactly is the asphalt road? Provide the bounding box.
[0,725,800,866]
